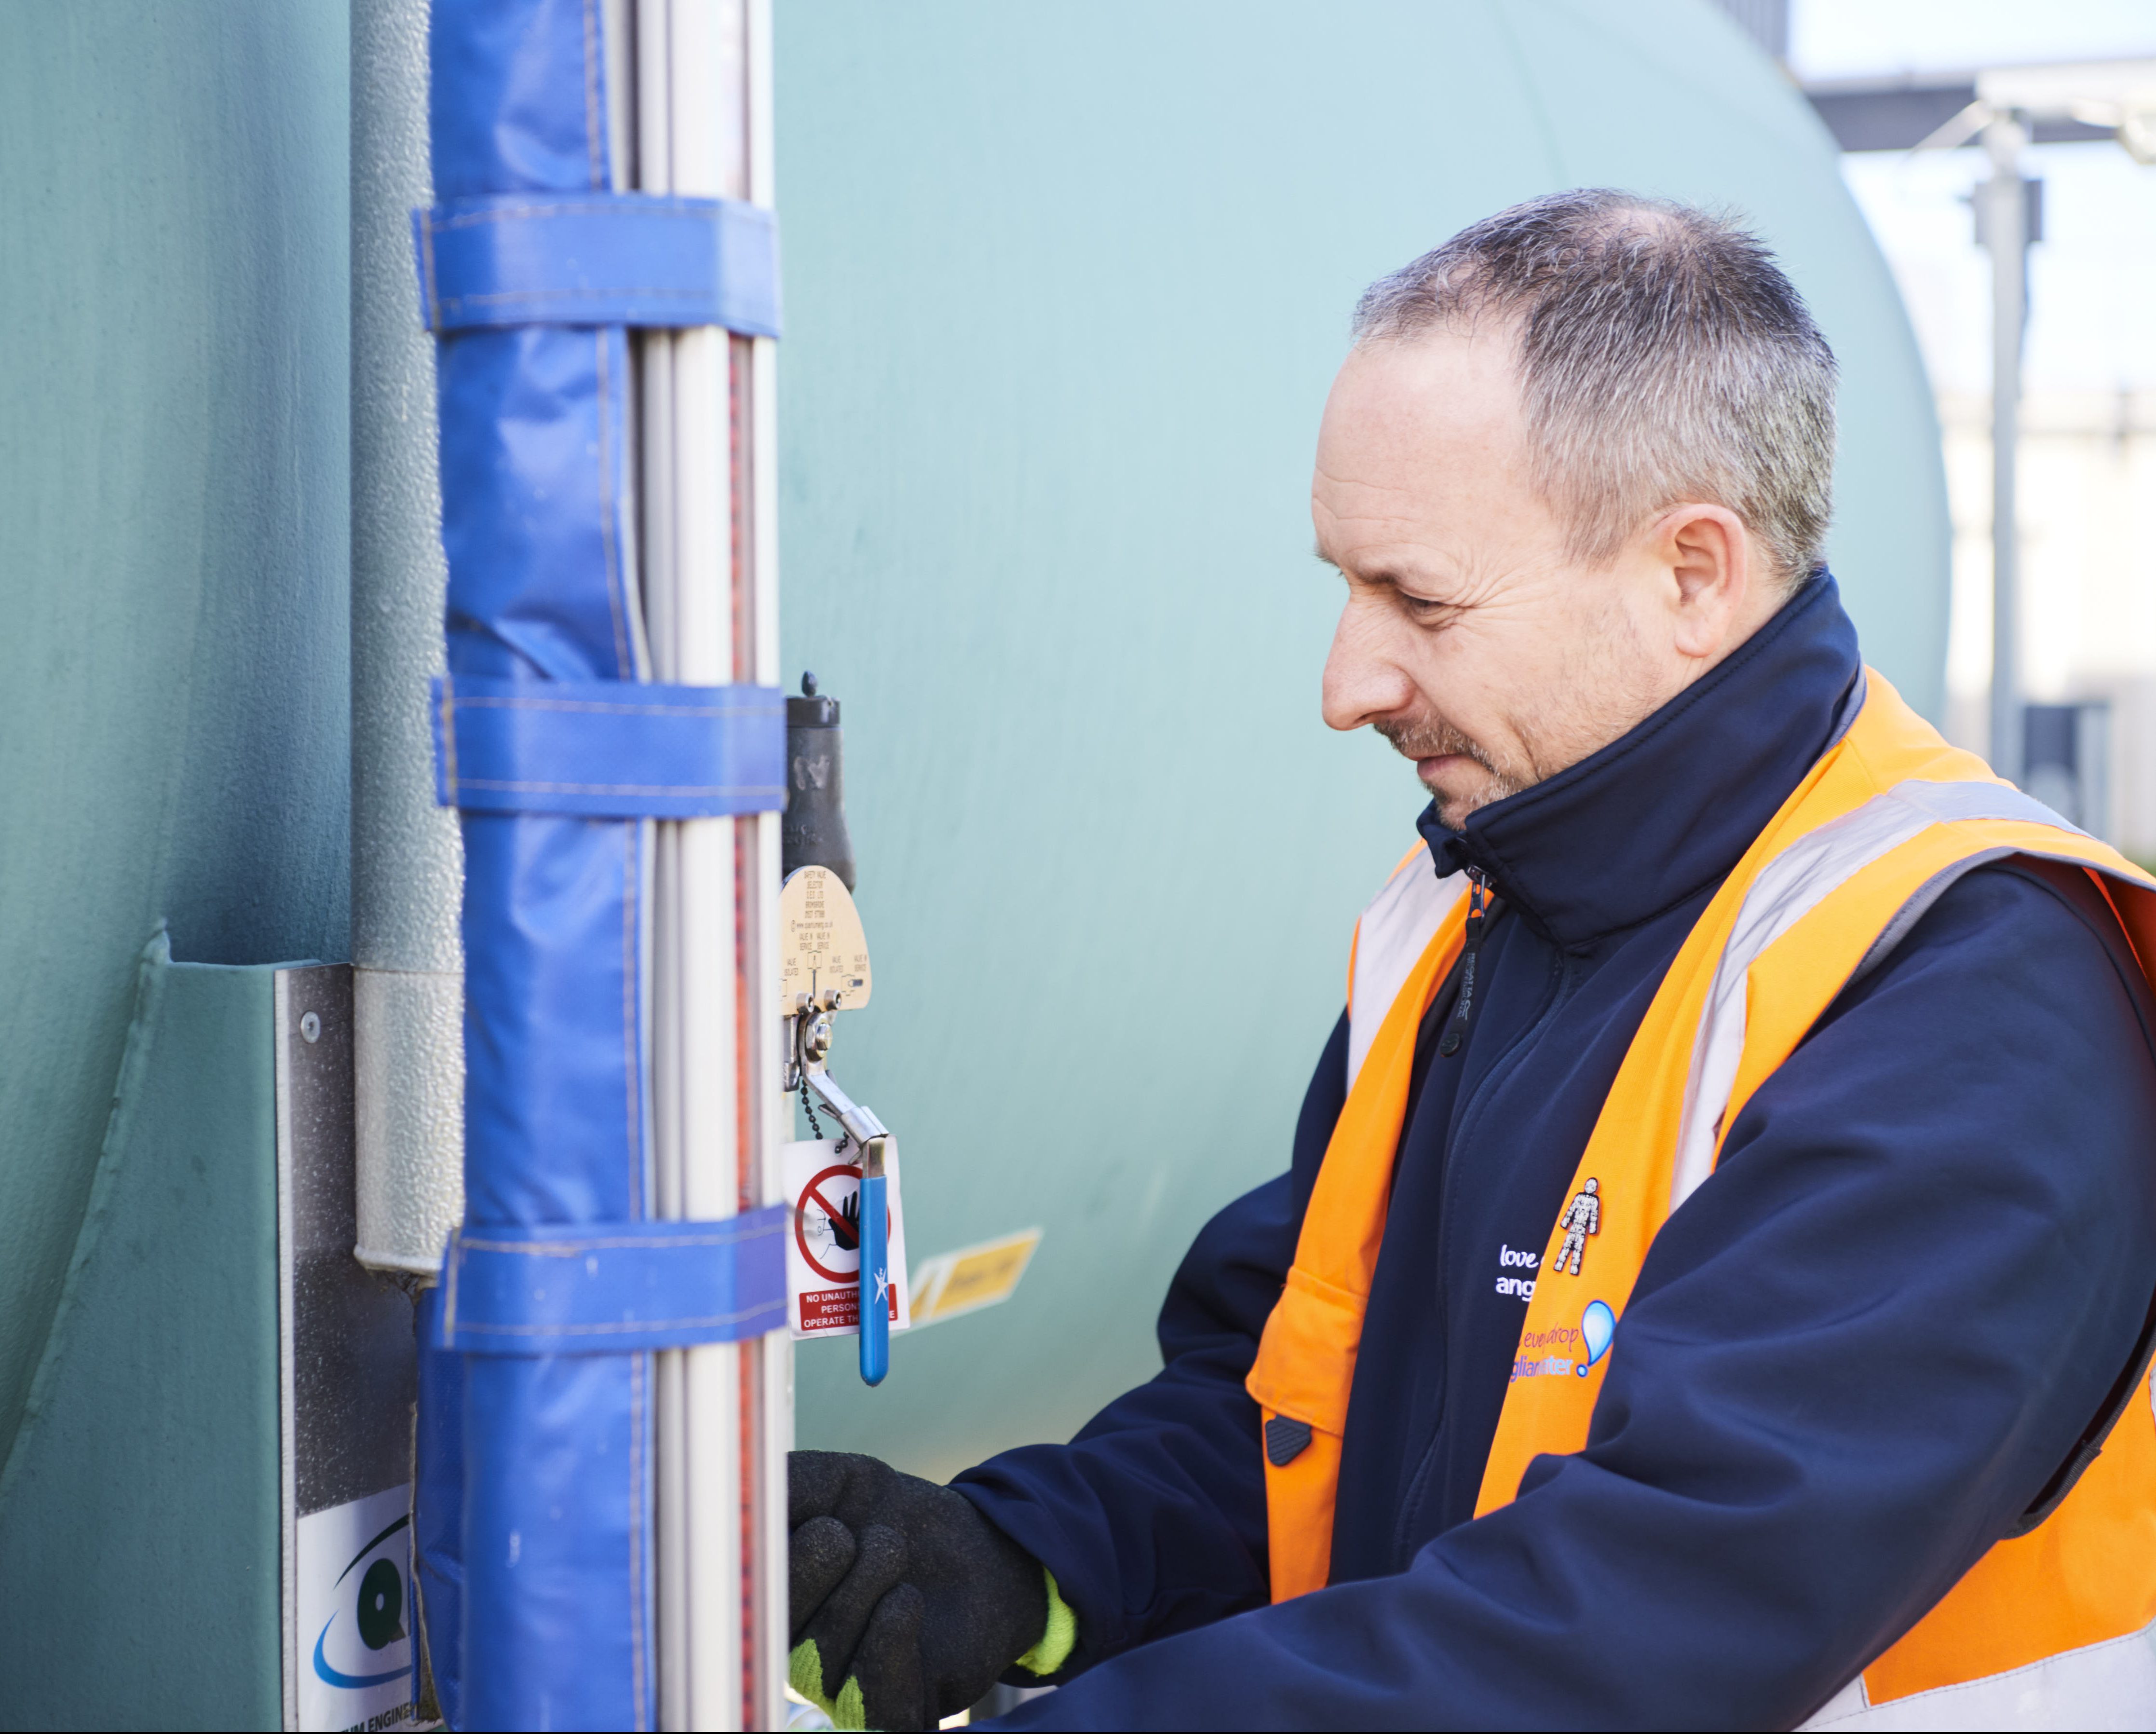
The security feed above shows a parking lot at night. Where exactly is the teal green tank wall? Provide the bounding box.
[773,0,1951,1478]
[0,4,350,1485]
[0,942,284,1731]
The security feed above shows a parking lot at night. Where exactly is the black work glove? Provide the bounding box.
[789,1450,1047,1731]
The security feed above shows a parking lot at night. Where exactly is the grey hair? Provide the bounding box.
[1352,190,1837,589]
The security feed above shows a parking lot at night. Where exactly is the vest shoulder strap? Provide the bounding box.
[1347,842,1461,1090]
[1476,672,2156,1518]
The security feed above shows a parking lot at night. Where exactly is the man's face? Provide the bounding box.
[1313,329,1746,830]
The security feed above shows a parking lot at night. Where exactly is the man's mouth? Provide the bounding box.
[1378,716,1490,775]
[1377,717,1531,821]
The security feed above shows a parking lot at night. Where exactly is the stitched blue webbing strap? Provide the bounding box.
[432,674,786,818]
[439,1207,788,1354]
[413,192,782,335]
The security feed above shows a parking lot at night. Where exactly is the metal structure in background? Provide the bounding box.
[1975,117,2035,783]
[1787,38,2156,804]
[275,966,421,1732]
[1804,79,2122,154]
[2024,701,2114,839]
[1804,63,2156,161]
[626,0,790,1726]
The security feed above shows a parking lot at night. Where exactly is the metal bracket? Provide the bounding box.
[787,1006,889,1148]
[275,966,422,1732]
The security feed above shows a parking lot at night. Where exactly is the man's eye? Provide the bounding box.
[1401,593,1455,620]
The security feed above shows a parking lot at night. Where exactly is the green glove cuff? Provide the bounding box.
[1013,1568,1077,1678]
[787,1566,1076,1727]
[789,1637,870,1731]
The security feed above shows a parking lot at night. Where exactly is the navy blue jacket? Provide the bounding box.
[957,578,2156,1730]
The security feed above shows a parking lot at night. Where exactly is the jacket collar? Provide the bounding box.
[1420,573,1861,950]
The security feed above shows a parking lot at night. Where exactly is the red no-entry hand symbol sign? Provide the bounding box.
[795,1163,892,1285]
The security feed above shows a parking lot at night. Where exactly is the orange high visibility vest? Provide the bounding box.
[1247,672,2156,1728]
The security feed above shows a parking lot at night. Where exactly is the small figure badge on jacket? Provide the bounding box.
[1556,1177,1600,1276]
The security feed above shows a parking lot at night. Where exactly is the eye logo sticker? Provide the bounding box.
[313,1516,408,1688]
[296,1483,416,1728]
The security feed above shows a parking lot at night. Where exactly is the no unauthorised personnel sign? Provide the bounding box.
[784,1136,912,1340]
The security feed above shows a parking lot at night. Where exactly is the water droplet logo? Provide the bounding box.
[1576,1299,1615,1376]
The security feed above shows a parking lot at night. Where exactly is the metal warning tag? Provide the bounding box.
[778,867,872,1014]
[784,1136,911,1339]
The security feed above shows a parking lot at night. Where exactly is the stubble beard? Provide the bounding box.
[1374,714,1533,833]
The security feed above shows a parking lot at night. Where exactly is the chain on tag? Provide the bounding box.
[779,865,873,1014]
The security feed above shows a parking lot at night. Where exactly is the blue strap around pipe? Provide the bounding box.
[439,1208,788,1353]
[431,674,786,818]
[413,192,782,335]
[419,3,704,1724]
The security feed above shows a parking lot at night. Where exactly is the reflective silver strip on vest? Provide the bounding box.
[1798,1613,2156,1731]
[1346,847,1462,1091]
[1669,779,2081,1212]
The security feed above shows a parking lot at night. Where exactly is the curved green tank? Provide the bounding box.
[772,0,1950,1476]
[0,0,1944,1629]
[0,2,351,1463]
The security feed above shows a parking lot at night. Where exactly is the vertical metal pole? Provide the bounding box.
[745,2,793,1724]
[1981,114,2029,782]
[636,1,785,1726]
[628,10,692,1727]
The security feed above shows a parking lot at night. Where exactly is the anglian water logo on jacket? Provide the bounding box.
[1508,1300,1614,1383]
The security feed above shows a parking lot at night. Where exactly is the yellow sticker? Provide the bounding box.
[909,1228,1043,1326]
[778,865,872,1013]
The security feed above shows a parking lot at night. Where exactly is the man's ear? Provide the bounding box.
[1657,504,1751,661]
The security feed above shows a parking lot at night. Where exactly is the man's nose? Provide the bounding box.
[1322,598,1419,733]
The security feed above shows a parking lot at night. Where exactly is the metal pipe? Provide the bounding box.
[747,2,793,1705]
[351,0,464,1276]
[1980,113,2030,782]
[634,1,786,1724]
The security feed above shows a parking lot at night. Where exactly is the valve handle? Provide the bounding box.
[857,1137,890,1386]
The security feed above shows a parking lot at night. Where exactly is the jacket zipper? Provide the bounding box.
[1394,915,1569,1565]
[1438,867,1492,1057]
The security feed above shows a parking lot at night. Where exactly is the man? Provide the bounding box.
[785,192,2156,1730]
